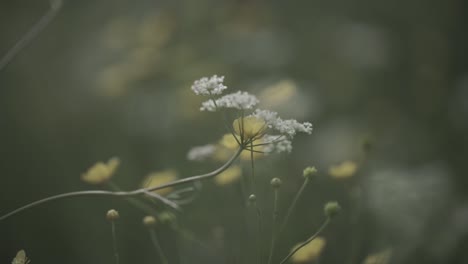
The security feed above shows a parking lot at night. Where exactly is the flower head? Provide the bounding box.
[252,109,312,138]
[290,237,326,263]
[200,91,259,111]
[187,144,216,161]
[191,75,227,96]
[81,157,120,185]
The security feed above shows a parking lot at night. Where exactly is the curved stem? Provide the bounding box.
[267,189,279,264]
[279,218,330,264]
[0,148,242,222]
[0,0,63,71]
[110,221,120,264]
[279,178,310,236]
[149,228,168,264]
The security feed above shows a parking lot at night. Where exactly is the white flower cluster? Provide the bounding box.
[190,75,313,156]
[200,91,259,111]
[262,135,293,153]
[253,109,312,138]
[187,144,216,161]
[191,75,227,96]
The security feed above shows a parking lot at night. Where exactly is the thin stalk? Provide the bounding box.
[0,1,63,71]
[267,189,280,264]
[249,141,262,264]
[279,178,310,236]
[107,182,161,214]
[279,218,330,264]
[149,228,168,264]
[0,148,243,222]
[110,221,120,264]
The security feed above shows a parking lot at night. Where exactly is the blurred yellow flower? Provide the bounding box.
[233,116,266,140]
[81,157,120,185]
[217,133,264,161]
[328,160,358,179]
[219,133,239,150]
[240,148,264,161]
[12,249,30,264]
[362,248,392,264]
[214,165,242,185]
[142,169,178,196]
[259,79,297,107]
[291,236,326,263]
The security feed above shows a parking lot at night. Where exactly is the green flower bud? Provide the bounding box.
[142,216,157,227]
[303,166,318,179]
[106,209,120,221]
[324,201,341,218]
[270,178,282,188]
[248,194,257,203]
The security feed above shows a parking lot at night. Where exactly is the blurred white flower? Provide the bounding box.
[200,91,259,111]
[191,75,227,96]
[187,144,217,161]
[252,109,312,138]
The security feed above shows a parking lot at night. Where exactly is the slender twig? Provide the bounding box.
[0,148,243,222]
[107,182,161,215]
[149,228,168,264]
[279,218,330,264]
[110,221,120,264]
[267,188,279,264]
[0,0,63,71]
[279,177,310,236]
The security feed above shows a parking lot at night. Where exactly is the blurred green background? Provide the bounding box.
[1,0,468,263]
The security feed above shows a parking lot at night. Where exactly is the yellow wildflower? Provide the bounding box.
[219,133,239,149]
[233,116,266,140]
[142,169,178,195]
[328,160,358,179]
[291,237,326,263]
[81,157,120,185]
[12,250,30,264]
[259,79,297,107]
[362,248,392,264]
[214,165,242,185]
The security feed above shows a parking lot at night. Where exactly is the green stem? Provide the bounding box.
[0,148,243,222]
[279,218,330,264]
[0,0,63,71]
[279,178,310,236]
[267,189,280,264]
[111,221,120,264]
[149,228,168,264]
[108,182,160,215]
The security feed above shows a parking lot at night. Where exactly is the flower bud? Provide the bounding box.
[324,201,341,218]
[142,216,157,227]
[270,178,282,188]
[303,166,318,179]
[248,194,257,203]
[106,209,120,221]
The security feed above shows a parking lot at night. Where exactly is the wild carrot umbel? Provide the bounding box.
[1,75,341,263]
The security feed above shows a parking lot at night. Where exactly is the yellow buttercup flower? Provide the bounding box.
[214,165,242,185]
[328,160,358,179]
[259,79,297,107]
[142,169,178,195]
[12,250,30,264]
[81,157,120,185]
[219,133,239,149]
[233,116,266,140]
[362,248,392,264]
[290,236,326,263]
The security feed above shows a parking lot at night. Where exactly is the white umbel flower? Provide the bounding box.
[253,109,312,138]
[191,75,227,96]
[262,134,293,153]
[200,91,259,111]
[187,144,216,161]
